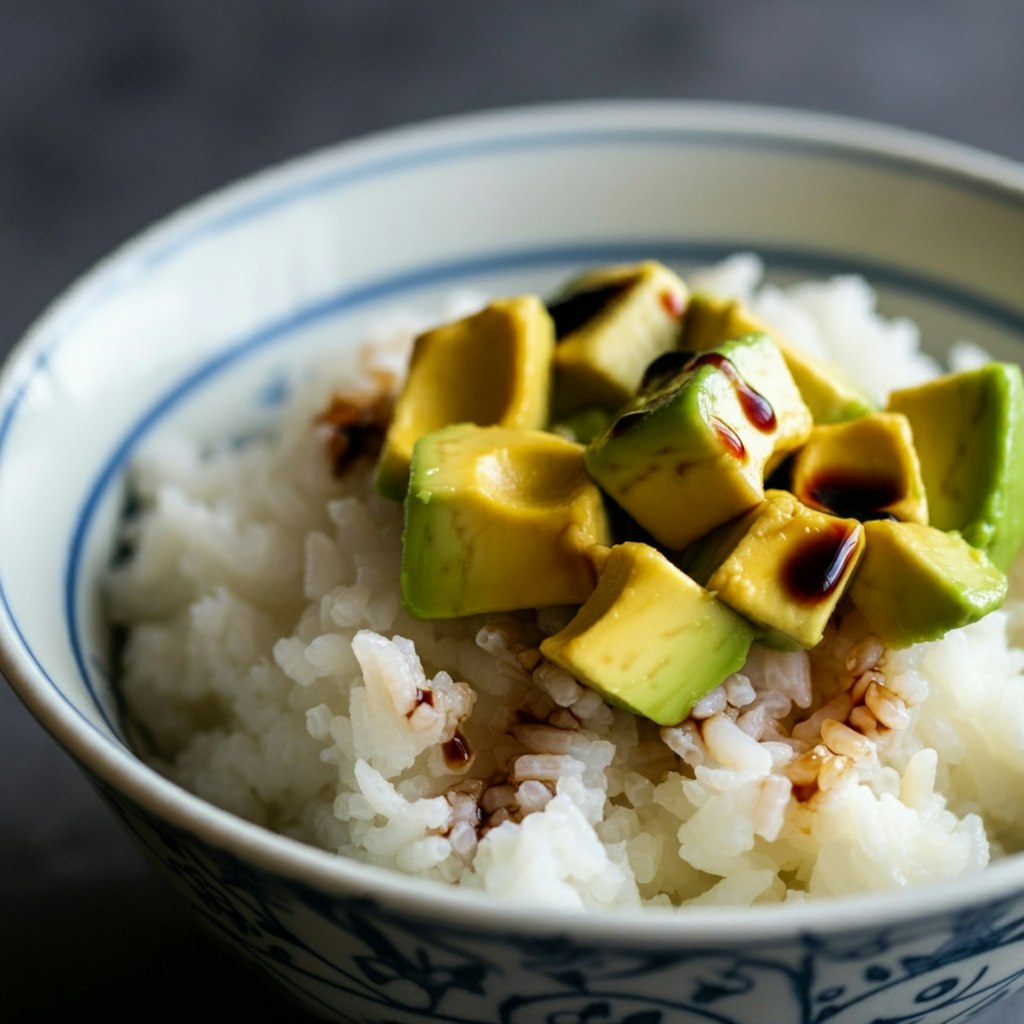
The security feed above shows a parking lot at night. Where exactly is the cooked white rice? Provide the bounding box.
[106,255,1024,910]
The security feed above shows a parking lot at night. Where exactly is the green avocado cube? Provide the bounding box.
[550,261,687,416]
[848,520,1007,648]
[887,363,1024,570]
[401,424,611,618]
[539,542,757,726]
[376,296,555,500]
[584,334,812,549]
[688,490,865,650]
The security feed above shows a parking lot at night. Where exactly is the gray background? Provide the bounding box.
[2,1,1024,1020]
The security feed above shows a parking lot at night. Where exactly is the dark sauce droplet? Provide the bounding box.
[783,523,861,604]
[792,781,820,804]
[807,471,903,522]
[660,289,685,318]
[687,353,777,433]
[316,392,391,477]
[711,417,746,460]
[547,280,630,340]
[443,730,473,771]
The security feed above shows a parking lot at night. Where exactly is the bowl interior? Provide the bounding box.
[3,101,1024,925]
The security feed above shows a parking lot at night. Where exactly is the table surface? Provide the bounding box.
[3,2,1024,1020]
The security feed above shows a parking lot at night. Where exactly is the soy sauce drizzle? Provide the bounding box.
[316,391,391,477]
[806,470,902,522]
[687,352,777,433]
[547,280,630,340]
[711,417,746,460]
[782,523,861,604]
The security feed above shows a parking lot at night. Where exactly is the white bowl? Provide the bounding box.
[3,101,1024,1024]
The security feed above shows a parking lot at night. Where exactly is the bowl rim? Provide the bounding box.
[4,97,1024,942]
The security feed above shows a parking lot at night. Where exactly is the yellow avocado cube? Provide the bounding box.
[401,425,611,618]
[790,412,928,524]
[698,490,865,650]
[376,296,554,500]
[540,542,756,726]
[551,261,688,416]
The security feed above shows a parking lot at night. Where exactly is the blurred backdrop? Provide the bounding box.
[3,1,1023,1019]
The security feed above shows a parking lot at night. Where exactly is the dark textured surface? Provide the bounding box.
[2,2,1024,1020]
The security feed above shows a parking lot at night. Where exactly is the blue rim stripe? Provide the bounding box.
[53,237,1024,737]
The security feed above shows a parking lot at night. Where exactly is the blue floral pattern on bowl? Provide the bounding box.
[98,777,1024,1024]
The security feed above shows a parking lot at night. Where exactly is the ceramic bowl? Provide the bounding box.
[3,101,1024,1024]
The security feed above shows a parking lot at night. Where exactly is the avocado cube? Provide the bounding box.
[887,363,1024,570]
[691,490,865,650]
[550,261,687,416]
[848,520,1007,648]
[539,542,757,726]
[401,425,611,618]
[376,296,555,500]
[684,293,876,424]
[584,334,812,549]
[791,412,928,524]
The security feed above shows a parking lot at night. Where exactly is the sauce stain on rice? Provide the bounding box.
[442,730,473,771]
[315,382,393,476]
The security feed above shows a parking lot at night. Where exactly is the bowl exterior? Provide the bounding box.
[101,774,1024,1023]
[4,101,1024,1024]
